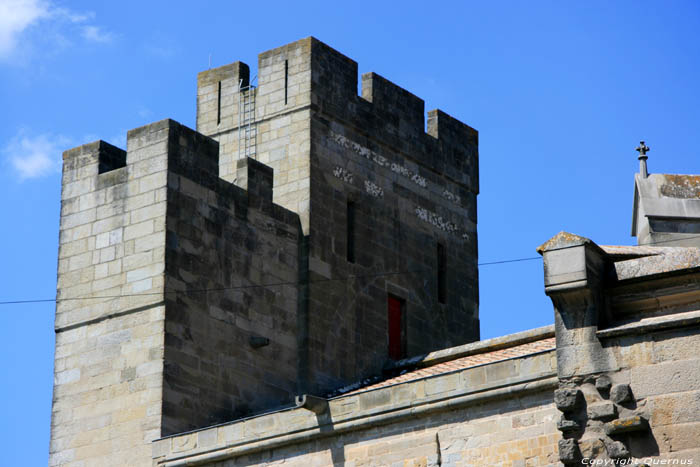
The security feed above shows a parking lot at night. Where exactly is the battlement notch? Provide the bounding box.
[361,72,425,135]
[236,157,274,211]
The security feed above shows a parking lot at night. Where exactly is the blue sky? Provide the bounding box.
[1,1,699,464]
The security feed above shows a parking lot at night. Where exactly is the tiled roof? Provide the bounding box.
[341,337,556,395]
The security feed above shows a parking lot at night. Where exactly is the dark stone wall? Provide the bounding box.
[193,36,480,402]
[303,40,480,394]
[159,122,302,434]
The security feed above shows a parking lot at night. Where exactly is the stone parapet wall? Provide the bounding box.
[161,125,303,433]
[153,341,559,466]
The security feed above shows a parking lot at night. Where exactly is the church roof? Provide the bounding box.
[331,326,556,397]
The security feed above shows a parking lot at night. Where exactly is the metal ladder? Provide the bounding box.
[238,78,257,160]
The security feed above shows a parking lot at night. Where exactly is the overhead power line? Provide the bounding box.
[478,256,541,266]
[4,231,700,306]
[0,269,421,306]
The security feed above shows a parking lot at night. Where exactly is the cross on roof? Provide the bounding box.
[636,141,650,158]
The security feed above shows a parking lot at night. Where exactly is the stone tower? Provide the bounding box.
[50,37,479,466]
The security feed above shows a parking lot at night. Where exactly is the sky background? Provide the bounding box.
[1,1,699,464]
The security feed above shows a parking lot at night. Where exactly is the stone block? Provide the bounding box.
[657,422,700,453]
[587,401,617,420]
[554,388,583,413]
[610,384,632,404]
[595,375,612,393]
[604,416,647,435]
[558,438,581,463]
[171,434,196,453]
[578,438,605,459]
[557,417,581,433]
[650,390,700,425]
[556,342,619,378]
[631,359,700,398]
[605,440,629,459]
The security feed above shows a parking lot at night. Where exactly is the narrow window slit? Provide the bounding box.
[216,81,222,125]
[284,60,289,105]
[438,242,447,304]
[347,201,355,263]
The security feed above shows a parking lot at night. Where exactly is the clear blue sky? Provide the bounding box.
[1,1,699,464]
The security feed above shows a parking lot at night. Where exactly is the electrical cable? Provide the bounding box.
[4,231,700,305]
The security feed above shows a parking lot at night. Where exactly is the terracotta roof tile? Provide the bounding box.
[341,337,556,395]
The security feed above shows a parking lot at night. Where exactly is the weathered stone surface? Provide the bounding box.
[554,388,583,413]
[610,383,632,404]
[632,172,700,248]
[650,390,700,425]
[631,359,700,398]
[604,416,647,435]
[578,438,606,460]
[595,375,612,393]
[605,439,629,459]
[558,438,581,463]
[588,401,617,420]
[557,417,581,433]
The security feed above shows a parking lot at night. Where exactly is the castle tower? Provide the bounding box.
[197,37,480,394]
[50,38,479,466]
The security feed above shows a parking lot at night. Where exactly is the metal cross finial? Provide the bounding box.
[636,141,650,158]
[635,141,650,178]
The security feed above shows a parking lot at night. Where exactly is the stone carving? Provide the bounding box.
[554,375,648,465]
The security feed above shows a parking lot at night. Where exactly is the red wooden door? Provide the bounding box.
[388,296,403,360]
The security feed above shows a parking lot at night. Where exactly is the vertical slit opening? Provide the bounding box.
[438,242,447,304]
[284,60,289,105]
[347,200,355,263]
[217,81,222,125]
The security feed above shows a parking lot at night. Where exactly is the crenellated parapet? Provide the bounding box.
[197,37,478,197]
[52,118,303,466]
[52,37,482,467]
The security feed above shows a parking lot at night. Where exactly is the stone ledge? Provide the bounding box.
[597,309,700,338]
[55,300,165,333]
[386,325,554,371]
[153,355,557,466]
